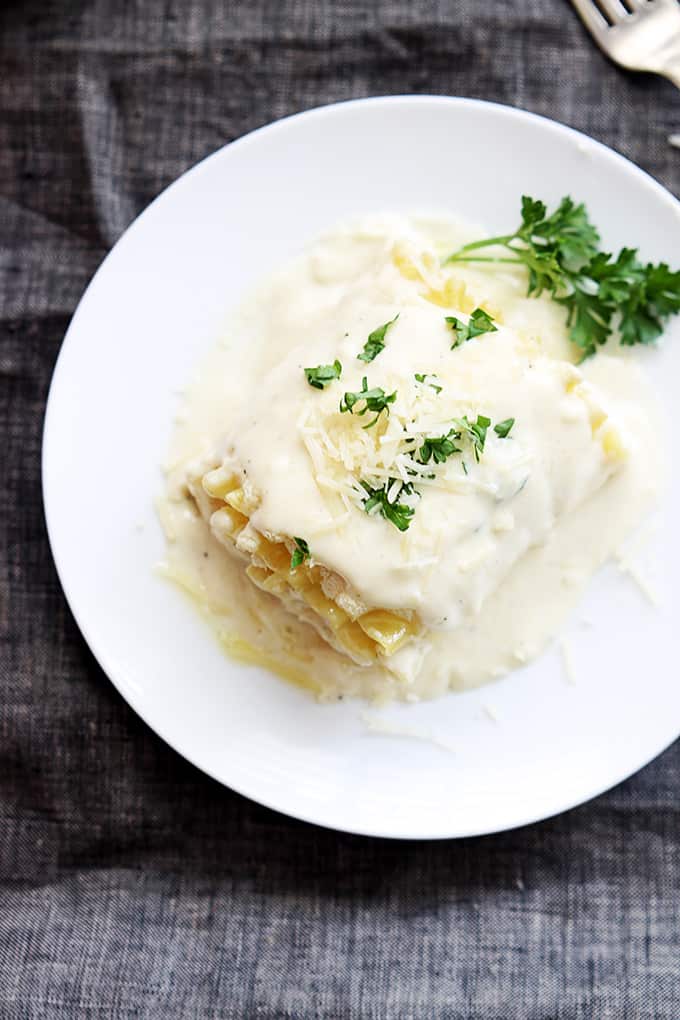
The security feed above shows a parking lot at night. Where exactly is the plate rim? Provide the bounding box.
[42,94,680,840]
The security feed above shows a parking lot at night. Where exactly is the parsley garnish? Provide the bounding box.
[414,372,443,394]
[358,314,399,363]
[494,418,515,439]
[304,360,342,389]
[290,537,310,570]
[361,480,416,532]
[417,430,461,465]
[340,376,397,428]
[355,408,515,531]
[416,414,513,467]
[451,414,491,462]
[444,195,680,359]
[445,307,497,348]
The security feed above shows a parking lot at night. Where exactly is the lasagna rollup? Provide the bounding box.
[184,307,629,670]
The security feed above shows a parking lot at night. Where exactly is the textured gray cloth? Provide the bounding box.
[1,1,680,1017]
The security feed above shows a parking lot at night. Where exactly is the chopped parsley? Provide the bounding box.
[339,376,397,428]
[337,376,515,532]
[290,537,310,570]
[494,418,515,439]
[414,372,443,394]
[304,360,342,389]
[417,429,461,465]
[361,480,416,532]
[414,413,513,468]
[357,408,514,531]
[451,414,492,462]
[355,408,515,531]
[445,307,497,348]
[443,195,680,359]
[358,314,399,363]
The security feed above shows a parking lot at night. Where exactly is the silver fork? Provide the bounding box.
[570,0,680,89]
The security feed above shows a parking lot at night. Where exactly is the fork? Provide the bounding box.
[570,0,680,89]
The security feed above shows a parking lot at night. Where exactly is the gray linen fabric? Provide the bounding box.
[1,1,680,1017]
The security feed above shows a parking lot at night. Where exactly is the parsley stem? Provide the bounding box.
[444,255,523,265]
[443,234,516,262]
[442,194,680,358]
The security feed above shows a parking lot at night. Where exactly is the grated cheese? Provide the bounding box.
[359,711,457,752]
[297,374,533,525]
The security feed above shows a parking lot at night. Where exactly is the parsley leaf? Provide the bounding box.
[290,537,310,570]
[417,429,461,465]
[356,410,516,532]
[445,307,497,348]
[358,314,399,362]
[339,376,397,428]
[361,480,416,532]
[414,372,443,394]
[557,248,680,357]
[593,250,680,348]
[493,418,515,439]
[443,195,680,359]
[417,414,513,468]
[516,195,600,274]
[304,360,342,389]
[451,414,491,462]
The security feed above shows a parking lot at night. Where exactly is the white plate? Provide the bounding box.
[43,96,680,839]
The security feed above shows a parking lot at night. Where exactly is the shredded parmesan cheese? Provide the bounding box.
[297,375,532,519]
[359,712,456,752]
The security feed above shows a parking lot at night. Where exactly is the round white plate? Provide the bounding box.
[43,96,680,839]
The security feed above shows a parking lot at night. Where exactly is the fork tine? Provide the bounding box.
[596,0,632,21]
[570,0,608,33]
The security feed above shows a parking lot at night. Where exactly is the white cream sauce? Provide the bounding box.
[159,214,663,702]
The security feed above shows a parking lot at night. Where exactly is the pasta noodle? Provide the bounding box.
[186,462,423,666]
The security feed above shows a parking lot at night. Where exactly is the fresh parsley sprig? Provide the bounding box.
[340,376,397,429]
[443,195,680,359]
[304,360,342,389]
[361,480,416,532]
[445,307,497,348]
[358,314,399,363]
[290,537,310,570]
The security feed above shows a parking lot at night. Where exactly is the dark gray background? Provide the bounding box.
[1,1,679,1017]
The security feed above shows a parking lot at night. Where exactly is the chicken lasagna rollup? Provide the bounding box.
[183,308,628,672]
